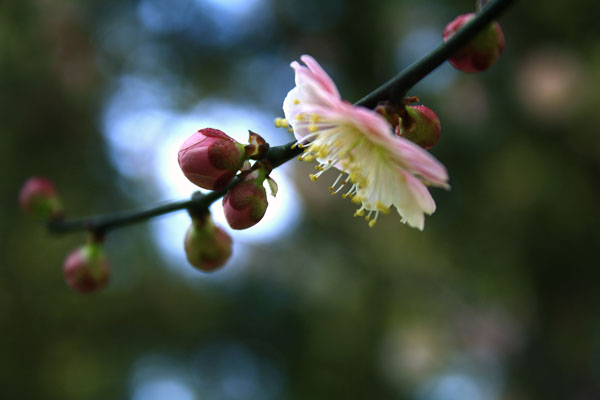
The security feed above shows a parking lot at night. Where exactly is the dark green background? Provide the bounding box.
[2,0,600,398]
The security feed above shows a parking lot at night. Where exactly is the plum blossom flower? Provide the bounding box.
[282,55,449,230]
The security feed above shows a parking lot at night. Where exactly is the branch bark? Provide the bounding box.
[47,0,516,236]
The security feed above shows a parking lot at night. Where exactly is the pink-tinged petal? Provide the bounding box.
[403,209,426,231]
[294,74,341,108]
[306,102,393,146]
[401,170,436,215]
[389,138,449,187]
[299,55,340,99]
[335,102,393,143]
[282,87,302,121]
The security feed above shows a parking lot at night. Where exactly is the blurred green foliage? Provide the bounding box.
[2,0,600,399]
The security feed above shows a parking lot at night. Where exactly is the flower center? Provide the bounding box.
[293,117,395,227]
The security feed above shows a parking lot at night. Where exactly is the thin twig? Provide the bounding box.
[47,0,516,236]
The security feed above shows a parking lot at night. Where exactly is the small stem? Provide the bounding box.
[47,182,236,235]
[47,0,516,236]
[355,0,516,108]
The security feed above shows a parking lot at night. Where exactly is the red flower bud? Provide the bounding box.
[443,13,505,73]
[223,171,268,230]
[63,243,110,294]
[178,128,246,191]
[19,177,62,219]
[402,105,441,149]
[184,217,232,272]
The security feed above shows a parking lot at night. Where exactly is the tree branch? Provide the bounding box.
[355,0,516,108]
[47,0,516,236]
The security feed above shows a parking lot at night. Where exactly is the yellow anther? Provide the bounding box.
[364,215,371,221]
[328,186,334,191]
[295,114,305,121]
[274,118,281,127]
[308,125,318,133]
[293,99,300,105]
[303,155,314,162]
[351,196,362,205]
[309,174,319,181]
[353,211,361,218]
[368,219,377,228]
[355,209,365,216]
[310,114,321,123]
[315,165,323,171]
[376,202,390,214]
[297,156,303,160]
[288,128,293,133]
[341,194,347,199]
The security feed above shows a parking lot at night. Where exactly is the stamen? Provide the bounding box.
[342,184,358,199]
[295,131,321,144]
[353,206,365,217]
[376,202,390,214]
[329,173,344,191]
[333,183,346,195]
[293,99,300,105]
[368,211,379,228]
[351,195,363,205]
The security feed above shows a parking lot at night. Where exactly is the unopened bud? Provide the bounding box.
[63,243,110,294]
[223,170,268,230]
[443,13,505,73]
[178,128,246,191]
[184,216,232,272]
[402,105,441,149]
[19,176,62,219]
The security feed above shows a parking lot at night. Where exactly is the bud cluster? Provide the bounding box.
[20,4,510,293]
[178,128,276,272]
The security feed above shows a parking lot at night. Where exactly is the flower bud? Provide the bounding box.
[402,105,441,149]
[184,217,232,272]
[19,177,62,219]
[443,13,505,73]
[178,128,246,191]
[223,170,268,230]
[63,243,110,294]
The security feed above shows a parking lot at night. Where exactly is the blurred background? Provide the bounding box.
[2,0,600,398]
